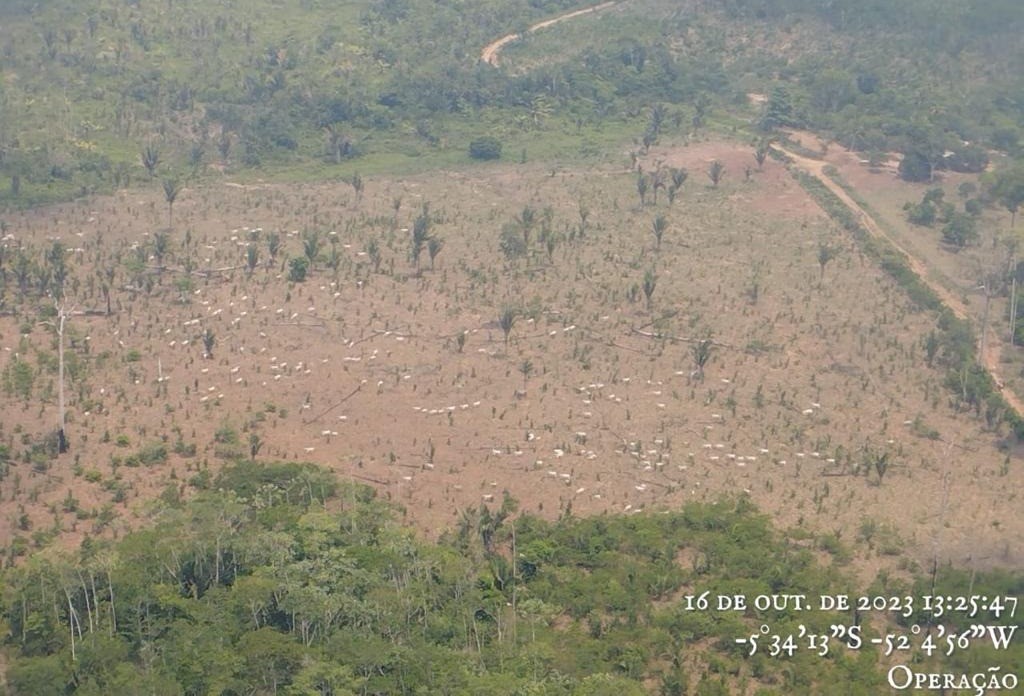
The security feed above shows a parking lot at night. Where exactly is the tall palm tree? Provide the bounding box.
[642,269,657,310]
[498,307,517,349]
[303,231,321,274]
[410,204,432,274]
[652,215,668,250]
[163,177,182,227]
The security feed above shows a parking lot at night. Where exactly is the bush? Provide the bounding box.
[904,200,936,226]
[898,149,933,182]
[287,256,309,282]
[941,212,977,248]
[469,136,502,161]
[214,424,239,445]
[943,144,989,173]
[173,438,197,457]
[134,442,168,466]
[216,461,338,501]
[3,358,34,400]
[499,225,527,261]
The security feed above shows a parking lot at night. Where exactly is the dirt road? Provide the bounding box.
[476,3,1024,419]
[480,1,619,66]
[777,145,1024,417]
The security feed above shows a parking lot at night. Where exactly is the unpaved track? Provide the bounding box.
[477,5,1024,420]
[777,145,1024,418]
[480,1,619,66]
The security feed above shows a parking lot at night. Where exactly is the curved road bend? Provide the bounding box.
[481,1,620,66]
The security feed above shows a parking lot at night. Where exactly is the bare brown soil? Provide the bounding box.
[778,139,1024,418]
[1,141,1020,576]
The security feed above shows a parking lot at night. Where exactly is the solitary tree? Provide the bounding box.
[519,359,533,390]
[577,200,590,238]
[543,229,558,263]
[99,264,115,313]
[636,173,649,206]
[141,143,160,178]
[668,167,688,205]
[246,244,259,275]
[641,129,656,154]
[249,433,263,461]
[692,336,714,381]
[862,446,891,484]
[499,226,527,263]
[41,299,72,453]
[759,86,795,132]
[188,143,205,174]
[324,124,352,164]
[650,167,667,205]
[351,172,364,203]
[162,177,182,227]
[498,307,517,349]
[100,281,112,315]
[367,238,382,274]
[874,452,890,483]
[202,328,215,359]
[288,257,309,282]
[516,206,537,247]
[427,236,444,271]
[35,264,52,297]
[817,242,837,283]
[652,214,668,250]
[13,248,31,300]
[325,240,342,277]
[671,167,688,191]
[267,232,281,265]
[642,269,657,309]
[991,166,1024,228]
[45,241,68,297]
[528,95,551,130]
[958,182,977,200]
[302,231,321,273]
[754,140,770,169]
[707,160,725,188]
[153,231,171,274]
[942,213,977,249]
[410,204,432,274]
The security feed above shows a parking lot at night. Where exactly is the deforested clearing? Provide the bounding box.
[1,138,1017,572]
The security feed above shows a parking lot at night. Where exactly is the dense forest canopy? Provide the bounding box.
[0,0,1020,205]
[2,461,1021,695]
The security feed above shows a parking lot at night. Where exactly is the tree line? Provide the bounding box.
[2,460,1019,695]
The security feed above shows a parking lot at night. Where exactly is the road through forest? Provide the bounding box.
[480,1,619,66]
[479,4,1024,419]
